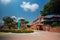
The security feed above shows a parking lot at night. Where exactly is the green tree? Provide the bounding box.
[3,17,16,29]
[41,0,60,16]
[3,17,13,25]
[24,20,29,24]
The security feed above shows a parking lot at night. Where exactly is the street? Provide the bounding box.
[0,31,60,40]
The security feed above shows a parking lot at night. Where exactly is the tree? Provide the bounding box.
[24,20,29,29]
[3,17,13,25]
[41,0,60,16]
[3,16,16,29]
[9,23,16,29]
[24,20,29,24]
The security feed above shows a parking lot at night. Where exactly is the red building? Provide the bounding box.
[30,16,47,30]
[30,15,60,32]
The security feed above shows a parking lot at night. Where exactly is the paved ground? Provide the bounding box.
[0,31,60,40]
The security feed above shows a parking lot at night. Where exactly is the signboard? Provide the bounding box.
[18,20,21,29]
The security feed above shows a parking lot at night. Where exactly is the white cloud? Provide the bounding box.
[11,16,17,22]
[1,0,11,5]
[20,1,39,12]
[0,20,4,26]
[11,16,25,22]
[11,16,17,19]
[16,17,24,22]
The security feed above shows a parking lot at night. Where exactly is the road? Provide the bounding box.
[0,31,60,40]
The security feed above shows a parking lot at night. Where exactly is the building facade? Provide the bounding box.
[30,15,60,32]
[30,16,47,30]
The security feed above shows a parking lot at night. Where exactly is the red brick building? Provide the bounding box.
[30,15,60,32]
[30,16,47,30]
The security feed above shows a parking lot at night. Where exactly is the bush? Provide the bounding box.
[0,29,34,33]
[0,29,14,33]
[20,29,33,33]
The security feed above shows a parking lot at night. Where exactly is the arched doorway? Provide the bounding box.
[39,26,43,30]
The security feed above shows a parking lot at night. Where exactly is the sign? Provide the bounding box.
[18,20,21,29]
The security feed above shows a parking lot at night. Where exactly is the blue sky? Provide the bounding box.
[0,0,50,25]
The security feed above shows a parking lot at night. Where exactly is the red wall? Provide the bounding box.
[50,27,60,33]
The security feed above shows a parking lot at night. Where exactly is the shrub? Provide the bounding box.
[0,29,34,33]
